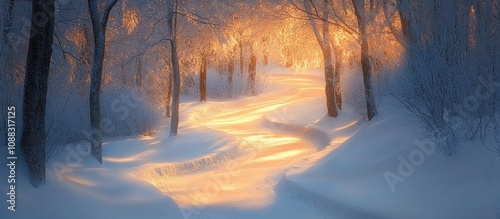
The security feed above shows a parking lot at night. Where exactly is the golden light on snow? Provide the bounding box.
[134,74,337,209]
[132,72,359,210]
[139,136,311,209]
[103,149,157,163]
[334,120,359,131]
[253,149,304,162]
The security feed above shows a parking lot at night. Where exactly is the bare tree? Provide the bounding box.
[382,0,411,46]
[88,0,119,163]
[303,0,339,117]
[167,0,181,136]
[21,0,55,188]
[352,0,377,120]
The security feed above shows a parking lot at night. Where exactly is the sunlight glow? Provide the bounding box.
[334,120,359,131]
[64,175,96,187]
[135,75,354,210]
[104,150,157,163]
[254,149,305,162]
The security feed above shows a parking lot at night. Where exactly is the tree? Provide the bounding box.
[21,0,55,187]
[165,70,173,117]
[88,0,119,163]
[249,51,257,95]
[333,44,343,109]
[352,0,377,120]
[303,0,339,117]
[390,0,500,152]
[167,0,181,136]
[382,0,411,46]
[166,0,227,133]
[199,54,207,102]
[227,46,235,97]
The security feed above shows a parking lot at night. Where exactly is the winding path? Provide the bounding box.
[147,73,333,218]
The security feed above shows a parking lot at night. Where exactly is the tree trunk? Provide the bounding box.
[227,46,236,97]
[249,53,257,95]
[168,1,181,136]
[165,73,172,117]
[21,0,55,188]
[285,47,293,67]
[262,36,269,66]
[136,56,143,89]
[397,0,412,43]
[304,0,338,117]
[239,40,244,75]
[323,48,338,117]
[88,0,118,163]
[200,55,207,102]
[353,0,377,121]
[170,39,180,135]
[333,45,343,110]
[89,32,105,163]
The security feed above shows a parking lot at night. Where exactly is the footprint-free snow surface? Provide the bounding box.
[135,73,337,219]
[2,70,346,219]
[2,68,499,219]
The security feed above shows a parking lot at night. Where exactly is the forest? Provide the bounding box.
[1,0,499,218]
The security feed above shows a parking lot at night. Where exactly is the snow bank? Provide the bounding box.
[283,103,500,219]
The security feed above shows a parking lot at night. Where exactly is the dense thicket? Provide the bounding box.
[392,0,500,153]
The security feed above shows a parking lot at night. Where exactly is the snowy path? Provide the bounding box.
[7,70,499,219]
[11,71,341,219]
[138,73,336,218]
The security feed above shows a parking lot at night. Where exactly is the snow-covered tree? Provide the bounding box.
[302,0,339,117]
[391,0,500,153]
[351,0,378,121]
[166,0,181,136]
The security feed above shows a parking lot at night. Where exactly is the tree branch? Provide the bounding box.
[102,0,119,28]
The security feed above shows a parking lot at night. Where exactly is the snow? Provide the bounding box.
[2,67,499,219]
[283,100,500,219]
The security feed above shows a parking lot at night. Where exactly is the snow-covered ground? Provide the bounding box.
[2,68,499,219]
[281,99,500,219]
